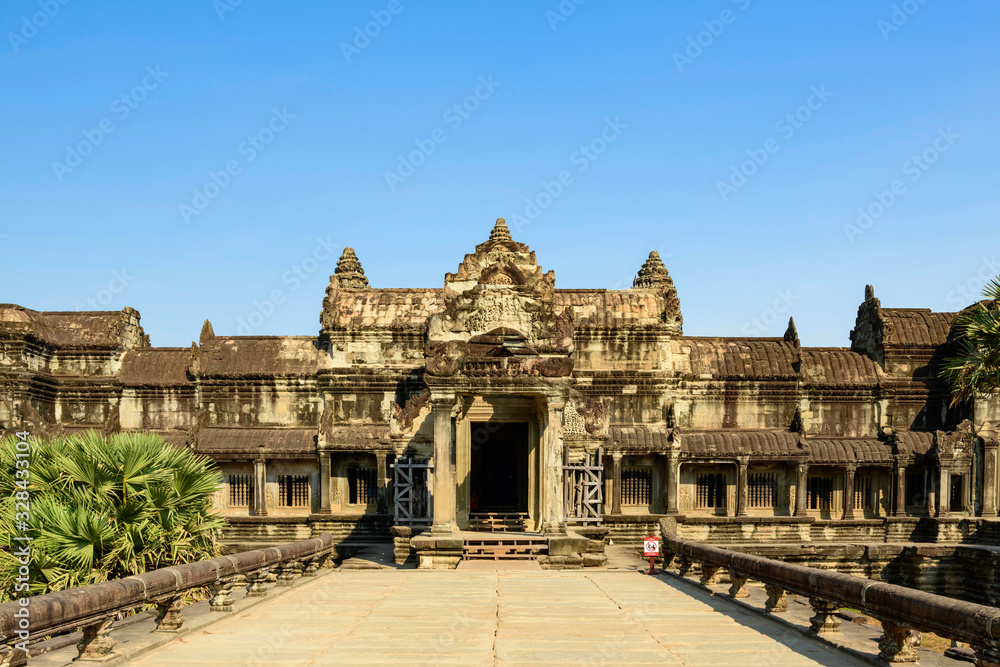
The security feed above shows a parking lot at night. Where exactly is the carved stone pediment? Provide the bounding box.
[425,218,575,378]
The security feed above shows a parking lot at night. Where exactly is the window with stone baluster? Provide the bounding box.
[747,472,777,509]
[621,467,651,506]
[695,473,726,509]
[228,474,253,508]
[278,474,310,508]
[854,474,872,510]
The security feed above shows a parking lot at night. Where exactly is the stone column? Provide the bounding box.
[376,452,388,514]
[431,398,456,534]
[318,452,332,514]
[736,457,749,517]
[665,454,680,515]
[842,464,856,520]
[938,464,951,517]
[894,459,908,517]
[983,439,998,517]
[253,457,267,517]
[611,451,623,515]
[794,462,809,517]
[541,401,567,535]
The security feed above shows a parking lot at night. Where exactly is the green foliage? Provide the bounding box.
[941,277,1000,406]
[0,431,225,601]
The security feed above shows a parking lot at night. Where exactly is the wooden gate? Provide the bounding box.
[563,447,604,524]
[392,457,432,524]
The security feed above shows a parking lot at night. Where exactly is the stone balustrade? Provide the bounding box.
[0,534,333,665]
[665,535,1000,665]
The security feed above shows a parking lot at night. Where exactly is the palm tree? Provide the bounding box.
[0,431,225,600]
[941,277,1000,406]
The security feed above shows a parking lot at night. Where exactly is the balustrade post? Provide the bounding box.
[764,584,787,613]
[677,557,692,577]
[727,573,749,598]
[302,557,319,577]
[277,560,302,586]
[208,579,236,612]
[1,643,28,667]
[76,619,116,661]
[699,565,720,586]
[808,597,841,634]
[153,595,184,633]
[877,621,919,663]
[246,567,270,597]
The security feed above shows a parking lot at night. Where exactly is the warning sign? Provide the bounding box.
[643,536,660,556]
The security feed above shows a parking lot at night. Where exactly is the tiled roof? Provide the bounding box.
[120,349,191,385]
[894,430,936,456]
[0,305,126,349]
[799,349,879,386]
[681,339,798,379]
[882,309,958,347]
[606,425,672,451]
[680,430,804,457]
[198,337,327,377]
[806,439,892,464]
[196,428,316,455]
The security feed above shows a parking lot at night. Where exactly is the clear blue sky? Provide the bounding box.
[3,1,998,347]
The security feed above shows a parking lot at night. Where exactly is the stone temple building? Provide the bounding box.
[2,218,998,566]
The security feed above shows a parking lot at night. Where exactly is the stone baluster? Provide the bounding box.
[302,557,320,577]
[677,557,692,577]
[878,621,919,663]
[1,642,29,667]
[76,619,116,661]
[153,595,184,633]
[808,597,841,634]
[246,567,270,597]
[208,579,236,612]
[699,565,720,586]
[764,585,787,613]
[277,560,302,586]
[727,572,749,598]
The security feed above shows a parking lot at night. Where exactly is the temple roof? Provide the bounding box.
[882,309,958,348]
[0,305,141,350]
[196,427,316,456]
[681,339,798,379]
[806,439,892,464]
[196,337,328,377]
[120,348,192,386]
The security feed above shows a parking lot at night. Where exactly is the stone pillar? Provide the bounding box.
[794,463,808,517]
[984,439,998,518]
[541,401,567,535]
[938,464,951,517]
[665,454,680,515]
[894,459,908,517]
[431,398,456,534]
[253,457,267,517]
[376,452,388,514]
[318,452,332,514]
[736,457,749,517]
[842,464,856,520]
[611,451,623,515]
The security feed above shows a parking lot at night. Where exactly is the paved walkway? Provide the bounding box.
[131,570,865,666]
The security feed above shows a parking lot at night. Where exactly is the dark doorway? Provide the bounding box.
[470,422,528,512]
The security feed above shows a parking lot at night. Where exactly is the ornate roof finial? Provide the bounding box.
[865,284,875,301]
[199,319,215,346]
[489,217,513,244]
[783,317,800,347]
[633,251,671,288]
[333,247,369,289]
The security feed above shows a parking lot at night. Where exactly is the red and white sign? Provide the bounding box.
[643,537,660,556]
